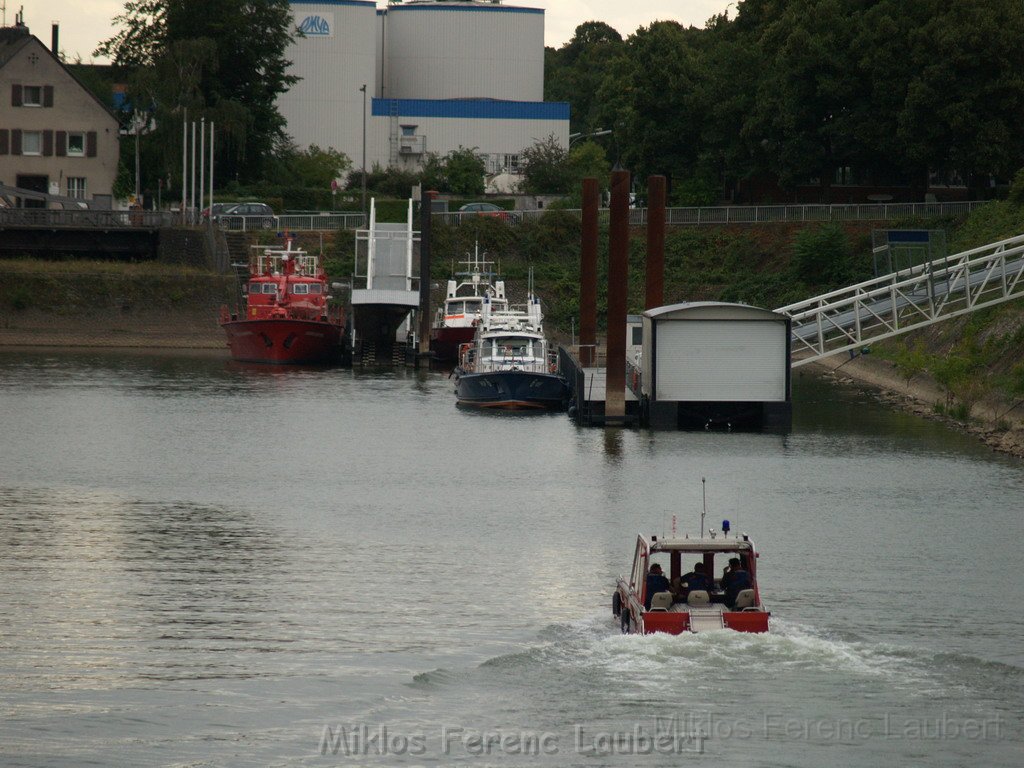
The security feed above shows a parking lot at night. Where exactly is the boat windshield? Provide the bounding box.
[484,336,539,359]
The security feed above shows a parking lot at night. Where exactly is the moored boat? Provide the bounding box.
[219,239,345,365]
[452,294,568,410]
[614,520,770,634]
[429,249,508,363]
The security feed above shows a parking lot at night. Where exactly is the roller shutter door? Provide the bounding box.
[655,320,787,402]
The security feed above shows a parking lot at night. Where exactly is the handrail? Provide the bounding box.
[776,232,1024,365]
[433,200,987,227]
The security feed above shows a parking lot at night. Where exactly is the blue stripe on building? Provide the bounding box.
[372,99,568,120]
[289,0,376,8]
[385,4,543,14]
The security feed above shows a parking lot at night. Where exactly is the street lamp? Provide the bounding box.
[569,128,612,148]
[360,84,367,218]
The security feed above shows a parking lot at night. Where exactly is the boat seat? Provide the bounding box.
[732,589,755,610]
[649,591,673,611]
[687,590,711,607]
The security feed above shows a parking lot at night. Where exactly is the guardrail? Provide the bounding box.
[435,201,986,227]
[0,208,175,228]
[215,213,366,232]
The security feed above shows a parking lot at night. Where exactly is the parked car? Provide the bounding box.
[217,202,276,229]
[459,202,517,221]
[201,202,240,220]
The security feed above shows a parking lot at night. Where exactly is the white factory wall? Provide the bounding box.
[277,1,377,165]
[383,3,544,101]
[367,94,568,171]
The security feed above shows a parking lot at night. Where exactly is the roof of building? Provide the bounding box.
[644,302,785,323]
[0,25,34,67]
[0,25,118,121]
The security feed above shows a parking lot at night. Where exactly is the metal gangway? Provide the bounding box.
[776,233,1024,367]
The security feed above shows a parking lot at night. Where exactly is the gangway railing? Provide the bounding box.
[775,233,1024,366]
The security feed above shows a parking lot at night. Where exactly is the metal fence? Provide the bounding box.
[216,213,367,232]
[435,201,986,228]
[1,201,986,232]
[0,208,175,228]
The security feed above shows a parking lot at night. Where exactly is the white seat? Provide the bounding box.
[686,590,711,607]
[732,589,755,610]
[649,591,673,611]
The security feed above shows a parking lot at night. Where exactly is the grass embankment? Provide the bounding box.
[0,259,236,348]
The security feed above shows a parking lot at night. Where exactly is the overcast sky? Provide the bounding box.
[18,0,733,63]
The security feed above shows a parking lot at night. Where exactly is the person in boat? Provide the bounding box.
[678,562,712,598]
[720,557,741,589]
[644,563,671,610]
[724,559,752,608]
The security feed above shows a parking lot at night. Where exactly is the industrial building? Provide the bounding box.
[278,0,569,179]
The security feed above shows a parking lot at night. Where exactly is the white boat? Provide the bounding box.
[452,292,568,410]
[430,247,508,362]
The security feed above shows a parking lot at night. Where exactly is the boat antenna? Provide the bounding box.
[701,477,706,538]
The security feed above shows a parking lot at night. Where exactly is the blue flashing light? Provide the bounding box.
[722,519,731,533]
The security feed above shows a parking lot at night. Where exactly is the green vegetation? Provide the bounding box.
[545,2,1024,197]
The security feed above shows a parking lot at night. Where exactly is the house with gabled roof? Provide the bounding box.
[0,15,120,208]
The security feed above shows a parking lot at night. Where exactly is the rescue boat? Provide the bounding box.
[613,520,770,634]
[219,238,345,365]
[452,293,568,410]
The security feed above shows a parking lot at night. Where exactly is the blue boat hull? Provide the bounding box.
[454,370,569,410]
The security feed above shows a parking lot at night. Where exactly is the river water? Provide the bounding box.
[0,350,1021,767]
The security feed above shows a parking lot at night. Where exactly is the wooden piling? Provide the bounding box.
[580,177,599,367]
[605,169,630,420]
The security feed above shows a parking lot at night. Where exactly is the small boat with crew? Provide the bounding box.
[429,248,508,363]
[452,292,569,410]
[219,238,345,364]
[613,500,770,633]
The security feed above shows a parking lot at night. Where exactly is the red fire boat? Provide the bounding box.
[219,239,345,365]
[613,524,770,634]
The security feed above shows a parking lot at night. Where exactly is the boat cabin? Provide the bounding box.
[615,532,769,634]
[239,243,332,322]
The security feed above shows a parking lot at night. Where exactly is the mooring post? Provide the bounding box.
[418,190,435,357]
[580,177,599,367]
[606,169,630,420]
[646,175,666,310]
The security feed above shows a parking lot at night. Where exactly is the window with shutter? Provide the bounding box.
[67,132,85,156]
[12,129,23,155]
[86,131,97,157]
[43,130,53,156]
[56,130,67,157]
[43,85,53,107]
[0,130,8,155]
[12,84,22,107]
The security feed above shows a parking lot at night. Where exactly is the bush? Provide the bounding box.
[1008,168,1024,205]
[791,224,853,284]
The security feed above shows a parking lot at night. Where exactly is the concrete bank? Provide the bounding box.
[811,353,1024,459]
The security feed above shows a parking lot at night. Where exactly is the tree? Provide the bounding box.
[279,144,351,189]
[421,147,486,196]
[519,135,571,195]
[97,0,298,184]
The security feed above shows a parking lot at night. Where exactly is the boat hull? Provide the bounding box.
[454,370,569,410]
[430,325,476,362]
[221,318,343,365]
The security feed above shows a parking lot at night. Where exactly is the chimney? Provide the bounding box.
[51,23,60,55]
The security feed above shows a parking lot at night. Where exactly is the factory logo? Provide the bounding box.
[299,14,333,38]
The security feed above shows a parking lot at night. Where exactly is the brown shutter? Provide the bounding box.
[56,130,66,156]
[43,130,53,156]
[86,131,97,157]
[43,85,54,107]
[11,84,22,107]
[0,130,8,155]
[11,129,21,155]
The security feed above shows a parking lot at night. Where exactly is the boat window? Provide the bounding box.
[494,337,530,356]
[447,301,464,314]
[309,284,323,294]
[262,284,279,294]
[290,283,310,295]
